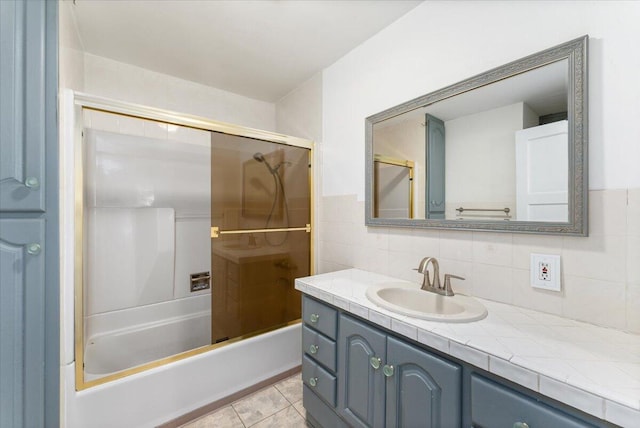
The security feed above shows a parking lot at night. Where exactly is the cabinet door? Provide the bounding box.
[0,0,46,212]
[0,219,45,427]
[338,315,387,428]
[385,336,461,428]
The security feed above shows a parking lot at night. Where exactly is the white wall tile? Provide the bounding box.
[562,276,626,329]
[563,234,626,282]
[88,110,120,133]
[512,234,563,270]
[627,283,640,334]
[472,232,513,267]
[627,235,640,283]
[314,188,639,331]
[439,230,473,261]
[410,229,440,261]
[472,264,513,304]
[512,268,563,315]
[117,115,146,137]
[589,189,628,236]
[628,189,640,236]
[143,119,168,140]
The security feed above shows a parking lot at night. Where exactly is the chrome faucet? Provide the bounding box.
[417,257,464,296]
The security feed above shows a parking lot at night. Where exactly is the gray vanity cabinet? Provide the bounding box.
[386,336,461,427]
[338,315,387,428]
[338,314,461,428]
[301,295,611,428]
[470,374,597,428]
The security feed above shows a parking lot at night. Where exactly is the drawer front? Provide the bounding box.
[302,325,337,372]
[303,385,349,428]
[303,296,337,340]
[471,375,596,428]
[303,355,337,407]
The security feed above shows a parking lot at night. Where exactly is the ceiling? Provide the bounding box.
[71,0,423,102]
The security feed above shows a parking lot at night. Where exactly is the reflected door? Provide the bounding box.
[211,132,311,343]
[515,120,568,222]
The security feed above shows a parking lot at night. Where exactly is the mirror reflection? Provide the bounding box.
[372,59,569,222]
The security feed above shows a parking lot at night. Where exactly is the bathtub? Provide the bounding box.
[60,92,303,427]
[83,294,211,380]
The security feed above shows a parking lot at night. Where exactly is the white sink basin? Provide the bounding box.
[366,282,487,323]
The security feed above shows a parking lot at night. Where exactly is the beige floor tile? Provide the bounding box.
[292,400,306,420]
[232,386,290,427]
[274,374,303,404]
[180,405,244,428]
[250,406,307,428]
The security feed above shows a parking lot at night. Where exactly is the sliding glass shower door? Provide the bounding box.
[210,132,311,343]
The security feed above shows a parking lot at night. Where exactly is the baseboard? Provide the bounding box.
[157,365,302,428]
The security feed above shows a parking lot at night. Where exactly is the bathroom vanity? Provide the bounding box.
[296,269,640,427]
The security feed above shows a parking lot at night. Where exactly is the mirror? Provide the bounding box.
[365,36,588,235]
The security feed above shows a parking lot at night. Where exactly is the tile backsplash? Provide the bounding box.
[317,189,640,333]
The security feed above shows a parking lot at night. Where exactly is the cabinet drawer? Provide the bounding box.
[303,385,348,428]
[471,375,596,428]
[303,355,337,407]
[303,296,337,340]
[302,325,336,372]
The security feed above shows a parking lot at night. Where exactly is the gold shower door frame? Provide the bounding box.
[72,92,314,390]
[373,154,414,219]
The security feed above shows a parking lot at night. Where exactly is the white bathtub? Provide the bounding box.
[84,310,211,380]
[65,324,301,427]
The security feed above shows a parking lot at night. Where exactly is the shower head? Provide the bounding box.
[253,152,279,175]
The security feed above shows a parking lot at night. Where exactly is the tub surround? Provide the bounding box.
[295,268,640,427]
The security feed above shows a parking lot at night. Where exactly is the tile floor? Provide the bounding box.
[180,373,308,428]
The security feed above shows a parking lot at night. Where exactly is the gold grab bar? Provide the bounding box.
[211,224,311,238]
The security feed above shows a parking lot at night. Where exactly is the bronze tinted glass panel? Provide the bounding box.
[211,132,311,343]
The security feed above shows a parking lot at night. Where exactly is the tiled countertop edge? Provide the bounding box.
[296,279,640,427]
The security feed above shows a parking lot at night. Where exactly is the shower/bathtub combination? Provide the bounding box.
[64,94,312,426]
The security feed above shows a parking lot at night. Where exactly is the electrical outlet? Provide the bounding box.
[531,254,561,291]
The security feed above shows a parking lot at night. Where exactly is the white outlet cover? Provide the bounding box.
[530,253,561,291]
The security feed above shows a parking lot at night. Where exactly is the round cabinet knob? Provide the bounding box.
[383,364,394,377]
[309,344,319,354]
[25,177,40,189]
[309,313,319,323]
[27,243,41,256]
[513,423,529,428]
[309,377,318,387]
[370,356,381,370]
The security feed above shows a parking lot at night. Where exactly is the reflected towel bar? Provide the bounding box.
[211,224,311,238]
[455,207,510,214]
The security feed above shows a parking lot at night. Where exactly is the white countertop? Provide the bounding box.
[295,269,640,427]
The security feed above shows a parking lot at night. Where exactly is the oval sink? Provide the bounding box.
[366,282,487,323]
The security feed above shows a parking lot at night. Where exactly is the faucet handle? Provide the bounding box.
[443,274,465,296]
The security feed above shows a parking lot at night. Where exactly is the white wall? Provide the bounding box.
[84,53,276,132]
[445,102,528,218]
[323,1,640,196]
[313,1,640,333]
